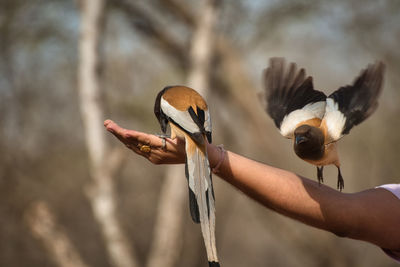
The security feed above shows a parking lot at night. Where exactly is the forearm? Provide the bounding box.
[207,143,355,236]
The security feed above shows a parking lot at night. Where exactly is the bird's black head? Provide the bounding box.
[293,125,325,160]
[154,86,171,133]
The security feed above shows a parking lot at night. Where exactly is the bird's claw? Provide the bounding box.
[317,166,324,185]
[337,167,344,191]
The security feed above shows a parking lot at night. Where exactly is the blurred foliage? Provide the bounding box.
[0,0,399,266]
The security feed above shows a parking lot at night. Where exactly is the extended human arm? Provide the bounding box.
[104,120,400,251]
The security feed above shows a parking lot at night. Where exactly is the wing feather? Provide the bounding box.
[323,61,385,141]
[260,57,327,138]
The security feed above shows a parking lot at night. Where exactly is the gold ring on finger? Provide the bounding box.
[139,144,151,153]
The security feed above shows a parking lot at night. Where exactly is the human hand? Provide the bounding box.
[104,120,186,164]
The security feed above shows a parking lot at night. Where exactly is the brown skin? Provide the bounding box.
[104,119,400,252]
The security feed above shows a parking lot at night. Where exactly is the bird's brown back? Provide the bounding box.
[162,86,208,112]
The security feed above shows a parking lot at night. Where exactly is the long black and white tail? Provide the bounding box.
[185,137,219,266]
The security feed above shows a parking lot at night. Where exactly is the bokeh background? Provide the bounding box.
[1,0,399,266]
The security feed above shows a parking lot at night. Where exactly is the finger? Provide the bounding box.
[105,126,141,155]
[104,120,127,138]
[104,120,142,148]
[106,126,130,145]
[105,120,164,147]
[130,145,150,158]
[126,132,166,149]
[103,119,113,127]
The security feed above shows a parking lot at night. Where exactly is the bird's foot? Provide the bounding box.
[337,167,344,191]
[317,166,324,185]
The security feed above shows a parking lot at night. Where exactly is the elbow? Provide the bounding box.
[332,229,350,238]
[329,220,359,239]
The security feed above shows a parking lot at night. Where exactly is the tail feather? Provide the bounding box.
[185,136,219,264]
[185,161,200,223]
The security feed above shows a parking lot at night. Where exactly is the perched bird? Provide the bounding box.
[154,86,219,267]
[259,58,385,190]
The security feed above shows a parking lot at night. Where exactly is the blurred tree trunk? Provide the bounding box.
[26,202,90,267]
[77,1,139,267]
[186,0,219,93]
[146,1,219,267]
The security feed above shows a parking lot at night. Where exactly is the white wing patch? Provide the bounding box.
[161,97,200,133]
[280,101,326,138]
[204,109,212,133]
[323,98,346,141]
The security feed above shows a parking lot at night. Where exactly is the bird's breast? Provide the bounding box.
[302,142,340,167]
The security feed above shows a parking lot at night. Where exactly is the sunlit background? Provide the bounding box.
[1,0,399,266]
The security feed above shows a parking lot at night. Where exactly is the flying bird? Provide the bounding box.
[154,86,219,267]
[259,58,385,190]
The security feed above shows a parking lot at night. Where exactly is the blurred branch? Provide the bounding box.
[251,0,320,46]
[111,0,189,69]
[214,38,273,147]
[26,202,90,267]
[77,1,139,267]
[186,0,219,93]
[157,0,196,27]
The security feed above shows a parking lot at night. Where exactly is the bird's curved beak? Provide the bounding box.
[295,135,306,145]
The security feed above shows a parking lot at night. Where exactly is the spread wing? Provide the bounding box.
[322,61,385,142]
[260,57,327,138]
